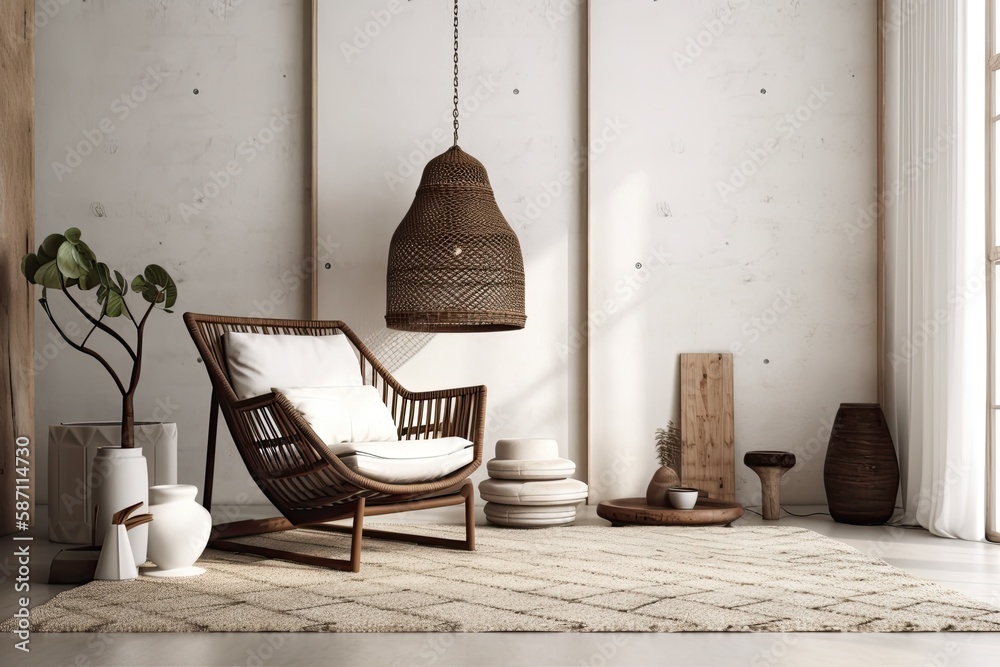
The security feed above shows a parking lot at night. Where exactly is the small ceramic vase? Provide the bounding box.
[145,484,212,577]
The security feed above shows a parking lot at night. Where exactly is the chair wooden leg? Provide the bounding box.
[206,485,474,572]
[309,482,477,553]
[209,539,359,571]
[208,499,367,572]
[349,496,365,572]
[202,390,220,512]
[463,481,476,551]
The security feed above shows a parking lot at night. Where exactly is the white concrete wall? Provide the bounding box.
[588,0,877,504]
[32,0,876,510]
[33,0,310,506]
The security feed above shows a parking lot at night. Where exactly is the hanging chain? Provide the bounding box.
[452,0,460,147]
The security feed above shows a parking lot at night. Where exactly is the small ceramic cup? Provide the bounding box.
[667,487,699,510]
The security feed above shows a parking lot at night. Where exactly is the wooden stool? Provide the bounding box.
[743,451,796,520]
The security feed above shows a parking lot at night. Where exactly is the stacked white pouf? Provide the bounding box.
[478,439,589,527]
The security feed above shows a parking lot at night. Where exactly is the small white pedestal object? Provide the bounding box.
[479,439,588,527]
[143,484,212,577]
[48,422,177,544]
[95,524,138,581]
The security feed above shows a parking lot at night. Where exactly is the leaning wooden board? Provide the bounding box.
[679,353,735,501]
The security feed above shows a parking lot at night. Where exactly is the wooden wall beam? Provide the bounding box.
[877,0,885,405]
[0,0,36,536]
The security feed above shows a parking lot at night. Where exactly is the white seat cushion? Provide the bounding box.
[487,458,576,481]
[478,478,588,505]
[274,386,398,444]
[224,332,362,399]
[334,437,474,484]
[484,502,578,527]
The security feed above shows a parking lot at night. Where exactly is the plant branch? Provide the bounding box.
[40,298,127,395]
[80,311,107,348]
[58,275,138,361]
[125,297,158,396]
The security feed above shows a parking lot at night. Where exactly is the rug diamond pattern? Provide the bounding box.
[7,525,1000,633]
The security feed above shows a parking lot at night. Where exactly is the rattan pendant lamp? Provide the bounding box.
[385,0,526,333]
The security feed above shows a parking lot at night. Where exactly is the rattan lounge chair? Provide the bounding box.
[184,313,484,572]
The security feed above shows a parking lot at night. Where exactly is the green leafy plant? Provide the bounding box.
[21,227,177,448]
[655,420,681,474]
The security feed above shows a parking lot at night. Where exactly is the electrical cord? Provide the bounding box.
[780,508,831,518]
[742,506,830,518]
[743,505,925,529]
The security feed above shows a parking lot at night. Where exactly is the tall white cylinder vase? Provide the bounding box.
[145,485,212,577]
[92,447,149,566]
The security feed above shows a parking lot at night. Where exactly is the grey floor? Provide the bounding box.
[1,504,999,667]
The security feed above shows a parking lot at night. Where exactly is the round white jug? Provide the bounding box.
[145,484,212,577]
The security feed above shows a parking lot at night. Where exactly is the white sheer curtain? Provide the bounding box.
[882,0,988,540]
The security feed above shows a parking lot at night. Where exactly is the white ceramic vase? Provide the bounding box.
[48,421,177,544]
[92,447,149,565]
[145,484,212,577]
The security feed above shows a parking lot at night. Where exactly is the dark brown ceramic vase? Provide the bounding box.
[823,403,900,525]
[645,466,681,507]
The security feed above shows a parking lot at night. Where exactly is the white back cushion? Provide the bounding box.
[224,332,362,399]
[273,386,399,444]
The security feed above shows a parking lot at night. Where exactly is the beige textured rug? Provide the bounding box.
[9,525,1000,633]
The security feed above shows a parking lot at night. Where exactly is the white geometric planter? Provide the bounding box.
[48,422,177,544]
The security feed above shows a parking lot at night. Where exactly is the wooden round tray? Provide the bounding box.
[596,497,744,527]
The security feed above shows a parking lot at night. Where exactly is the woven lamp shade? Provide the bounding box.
[385,146,526,332]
